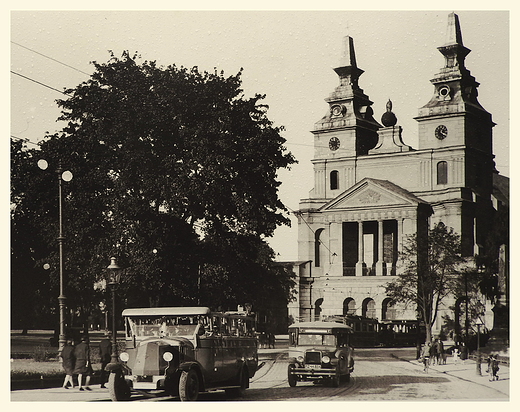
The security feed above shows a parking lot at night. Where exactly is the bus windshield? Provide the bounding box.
[298,334,336,346]
[127,315,207,338]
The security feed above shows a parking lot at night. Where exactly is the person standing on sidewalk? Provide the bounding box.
[420,341,432,372]
[61,338,76,389]
[74,336,93,391]
[98,331,112,388]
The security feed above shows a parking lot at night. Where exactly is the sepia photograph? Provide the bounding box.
[10,6,510,403]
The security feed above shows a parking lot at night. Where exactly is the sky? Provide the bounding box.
[9,7,510,262]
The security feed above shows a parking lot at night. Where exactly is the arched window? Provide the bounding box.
[382,298,396,320]
[362,298,376,319]
[437,161,448,185]
[330,170,339,190]
[343,298,356,316]
[314,298,324,321]
[315,228,324,268]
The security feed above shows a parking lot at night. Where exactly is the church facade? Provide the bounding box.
[289,13,505,335]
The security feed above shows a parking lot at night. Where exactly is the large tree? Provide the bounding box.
[384,222,466,343]
[11,51,297,328]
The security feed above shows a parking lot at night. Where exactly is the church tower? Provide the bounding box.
[310,36,381,201]
[414,12,496,256]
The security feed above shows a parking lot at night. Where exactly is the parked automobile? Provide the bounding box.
[287,321,354,387]
[108,307,258,401]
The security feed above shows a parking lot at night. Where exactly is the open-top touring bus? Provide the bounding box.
[108,307,258,401]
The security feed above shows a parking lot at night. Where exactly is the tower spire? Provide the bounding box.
[339,35,358,68]
[444,11,464,46]
[438,12,471,71]
[333,36,364,87]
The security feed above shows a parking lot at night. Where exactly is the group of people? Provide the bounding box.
[419,338,445,372]
[60,332,112,391]
[257,332,276,349]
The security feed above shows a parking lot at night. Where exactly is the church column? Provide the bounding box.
[375,220,386,276]
[356,221,365,276]
[396,218,404,275]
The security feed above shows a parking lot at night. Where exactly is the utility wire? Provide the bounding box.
[10,70,70,96]
[288,206,336,257]
[11,135,41,147]
[11,41,91,76]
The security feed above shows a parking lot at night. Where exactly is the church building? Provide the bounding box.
[289,13,507,335]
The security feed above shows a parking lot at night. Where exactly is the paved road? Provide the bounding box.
[11,347,509,402]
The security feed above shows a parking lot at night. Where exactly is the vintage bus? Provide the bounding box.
[108,307,258,401]
[287,321,354,387]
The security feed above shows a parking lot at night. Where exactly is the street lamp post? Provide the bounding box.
[476,318,484,375]
[38,159,73,357]
[106,257,122,366]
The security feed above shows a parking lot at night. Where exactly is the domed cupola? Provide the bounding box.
[370,99,412,154]
[381,99,397,127]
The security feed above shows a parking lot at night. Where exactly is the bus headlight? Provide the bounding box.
[163,352,174,362]
[119,352,130,362]
[321,355,331,364]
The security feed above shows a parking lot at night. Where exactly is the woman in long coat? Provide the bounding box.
[61,339,75,389]
[73,336,92,391]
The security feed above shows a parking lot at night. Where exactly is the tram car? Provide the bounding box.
[378,319,425,347]
[325,315,425,347]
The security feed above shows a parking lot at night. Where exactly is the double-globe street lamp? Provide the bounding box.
[106,257,122,368]
[37,159,73,356]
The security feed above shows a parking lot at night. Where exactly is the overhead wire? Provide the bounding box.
[10,70,71,96]
[11,41,91,76]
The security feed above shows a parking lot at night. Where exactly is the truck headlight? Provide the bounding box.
[321,355,331,364]
[297,355,304,363]
[119,352,129,362]
[163,352,174,362]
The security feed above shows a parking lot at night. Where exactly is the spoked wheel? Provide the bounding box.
[287,364,297,387]
[108,371,131,401]
[179,369,199,401]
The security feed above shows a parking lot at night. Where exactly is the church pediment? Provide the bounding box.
[320,178,427,211]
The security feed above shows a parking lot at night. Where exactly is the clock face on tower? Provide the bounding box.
[435,125,448,140]
[329,137,340,151]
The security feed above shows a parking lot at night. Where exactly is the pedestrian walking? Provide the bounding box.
[429,340,438,365]
[99,331,112,389]
[452,347,460,364]
[433,338,445,365]
[420,341,431,372]
[267,332,275,349]
[61,338,75,389]
[460,342,468,361]
[488,354,500,381]
[74,335,93,391]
